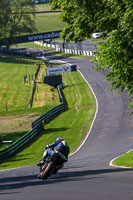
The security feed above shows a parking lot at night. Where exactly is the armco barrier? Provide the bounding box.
[0,86,65,164]
[32,103,65,128]
[0,123,43,163]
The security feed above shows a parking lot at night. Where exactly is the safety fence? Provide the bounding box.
[34,40,97,56]
[0,85,65,164]
[25,64,41,109]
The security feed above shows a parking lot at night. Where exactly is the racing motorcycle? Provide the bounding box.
[37,149,67,180]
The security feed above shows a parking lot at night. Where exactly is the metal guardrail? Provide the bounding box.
[0,123,43,162]
[0,87,65,164]
[32,103,65,128]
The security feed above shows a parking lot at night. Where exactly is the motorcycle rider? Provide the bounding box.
[37,137,69,166]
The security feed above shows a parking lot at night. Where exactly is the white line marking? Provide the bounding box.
[69,69,98,157]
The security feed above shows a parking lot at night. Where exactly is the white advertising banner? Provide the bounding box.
[46,66,72,75]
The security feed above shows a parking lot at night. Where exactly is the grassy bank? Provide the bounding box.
[0,70,96,170]
[112,150,133,168]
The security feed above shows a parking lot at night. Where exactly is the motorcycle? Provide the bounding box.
[37,149,67,180]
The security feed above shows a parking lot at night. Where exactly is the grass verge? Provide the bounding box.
[0,70,96,170]
[112,150,133,168]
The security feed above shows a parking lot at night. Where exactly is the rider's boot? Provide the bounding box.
[37,149,48,166]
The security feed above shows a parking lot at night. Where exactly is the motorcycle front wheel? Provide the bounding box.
[40,161,55,180]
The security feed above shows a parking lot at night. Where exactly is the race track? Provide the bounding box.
[0,54,133,200]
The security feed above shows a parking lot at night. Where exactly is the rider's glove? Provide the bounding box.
[45,145,49,149]
[43,145,49,151]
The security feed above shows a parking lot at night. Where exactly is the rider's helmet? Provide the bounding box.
[56,137,64,142]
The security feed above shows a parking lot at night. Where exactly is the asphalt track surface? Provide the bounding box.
[0,53,133,200]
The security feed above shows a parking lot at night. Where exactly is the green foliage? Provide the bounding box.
[0,0,37,47]
[0,0,10,38]
[93,30,133,99]
[51,0,133,109]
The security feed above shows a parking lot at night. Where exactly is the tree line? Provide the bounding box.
[51,0,133,110]
[0,0,37,48]
[32,0,53,4]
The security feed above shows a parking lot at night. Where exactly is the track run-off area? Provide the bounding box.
[0,51,133,200]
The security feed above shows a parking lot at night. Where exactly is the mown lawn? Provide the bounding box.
[0,56,59,113]
[35,3,51,12]
[34,3,65,33]
[0,57,37,112]
[35,12,65,33]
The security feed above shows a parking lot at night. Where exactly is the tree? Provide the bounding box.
[0,0,37,48]
[0,0,10,39]
[51,0,133,110]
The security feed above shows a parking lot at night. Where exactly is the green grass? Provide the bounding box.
[0,57,37,112]
[35,4,51,12]
[0,56,59,113]
[35,13,65,33]
[0,71,96,170]
[15,42,53,49]
[112,150,133,168]
[34,4,65,33]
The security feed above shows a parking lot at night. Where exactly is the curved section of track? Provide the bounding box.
[0,56,133,200]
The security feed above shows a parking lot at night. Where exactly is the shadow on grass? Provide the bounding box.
[0,131,28,149]
[0,131,28,141]
[0,55,36,65]
[65,82,86,88]
[45,127,68,134]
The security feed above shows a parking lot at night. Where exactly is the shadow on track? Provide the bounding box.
[0,168,132,192]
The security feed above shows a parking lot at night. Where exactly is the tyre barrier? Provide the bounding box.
[34,41,96,56]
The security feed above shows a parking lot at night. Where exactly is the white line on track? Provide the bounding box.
[69,69,99,157]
